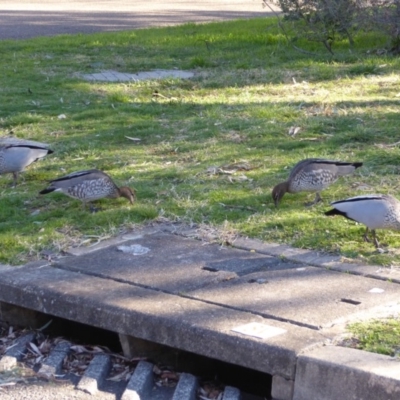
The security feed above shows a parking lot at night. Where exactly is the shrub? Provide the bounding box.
[365,0,400,53]
[264,0,400,54]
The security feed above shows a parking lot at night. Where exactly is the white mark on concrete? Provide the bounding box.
[117,244,150,255]
[369,288,385,293]
[231,322,287,340]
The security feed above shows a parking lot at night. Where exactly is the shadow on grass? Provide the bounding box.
[0,17,399,265]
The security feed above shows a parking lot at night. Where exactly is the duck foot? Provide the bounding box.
[304,193,322,207]
[305,201,317,207]
[304,199,322,207]
[89,204,102,213]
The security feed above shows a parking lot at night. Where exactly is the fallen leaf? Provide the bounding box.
[288,126,301,136]
[108,367,130,381]
[28,342,42,356]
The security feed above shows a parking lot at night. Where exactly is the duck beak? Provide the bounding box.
[272,193,280,207]
[129,190,136,204]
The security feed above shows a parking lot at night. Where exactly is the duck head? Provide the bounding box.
[119,186,136,204]
[272,182,288,207]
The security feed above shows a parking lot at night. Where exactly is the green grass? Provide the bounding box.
[0,17,400,265]
[345,319,400,357]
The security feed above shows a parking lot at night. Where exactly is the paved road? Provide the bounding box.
[0,0,279,40]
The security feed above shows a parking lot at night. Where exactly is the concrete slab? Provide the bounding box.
[0,262,325,379]
[55,231,400,330]
[56,232,294,293]
[271,375,294,400]
[2,226,400,397]
[188,266,400,329]
[233,236,400,283]
[81,69,195,82]
[293,346,400,400]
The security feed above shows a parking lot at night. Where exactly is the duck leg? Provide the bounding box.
[11,172,19,187]
[305,192,322,207]
[372,229,380,248]
[88,202,101,213]
[363,228,380,248]
[363,227,371,243]
[81,201,95,212]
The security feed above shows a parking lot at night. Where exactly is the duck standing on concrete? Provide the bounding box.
[0,137,53,186]
[272,158,363,207]
[325,194,400,248]
[39,169,135,211]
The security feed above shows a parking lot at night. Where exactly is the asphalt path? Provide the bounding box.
[0,0,279,40]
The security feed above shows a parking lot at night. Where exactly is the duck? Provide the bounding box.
[325,194,400,248]
[272,158,363,207]
[39,169,135,210]
[0,137,53,186]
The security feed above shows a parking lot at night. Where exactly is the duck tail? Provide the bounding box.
[39,187,55,195]
[325,208,346,217]
[336,161,363,176]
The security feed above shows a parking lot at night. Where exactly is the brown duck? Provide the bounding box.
[39,169,135,210]
[272,158,363,207]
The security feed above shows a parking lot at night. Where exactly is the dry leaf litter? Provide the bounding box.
[1,324,226,399]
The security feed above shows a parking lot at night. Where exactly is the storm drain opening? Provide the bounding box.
[0,304,272,399]
[202,266,219,272]
[340,298,362,305]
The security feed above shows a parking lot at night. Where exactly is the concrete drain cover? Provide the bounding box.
[81,69,194,82]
